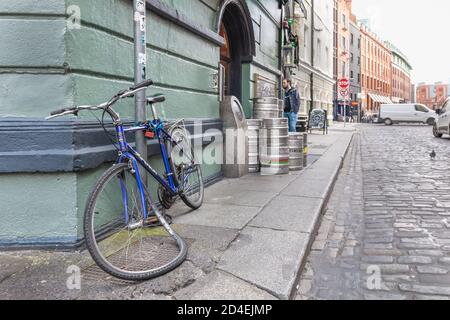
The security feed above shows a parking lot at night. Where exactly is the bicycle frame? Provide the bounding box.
[115,119,179,221]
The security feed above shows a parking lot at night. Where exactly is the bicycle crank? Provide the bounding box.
[158,185,176,209]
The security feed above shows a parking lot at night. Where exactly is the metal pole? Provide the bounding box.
[133,0,148,183]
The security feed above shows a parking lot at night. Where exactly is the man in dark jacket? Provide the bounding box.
[283,79,301,132]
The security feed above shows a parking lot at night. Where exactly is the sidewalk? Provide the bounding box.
[0,123,356,300]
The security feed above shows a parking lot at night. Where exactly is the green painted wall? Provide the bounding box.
[0,0,282,246]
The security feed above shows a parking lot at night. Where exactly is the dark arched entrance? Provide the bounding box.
[217,0,255,102]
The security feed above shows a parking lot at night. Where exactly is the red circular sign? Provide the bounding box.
[338,78,349,89]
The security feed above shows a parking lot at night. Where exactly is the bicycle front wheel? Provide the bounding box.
[84,163,187,281]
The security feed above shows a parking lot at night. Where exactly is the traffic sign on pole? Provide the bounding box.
[338,78,350,90]
[339,88,349,98]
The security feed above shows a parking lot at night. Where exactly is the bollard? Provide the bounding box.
[303,133,308,168]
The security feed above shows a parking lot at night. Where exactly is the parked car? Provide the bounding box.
[379,103,437,126]
[362,113,378,123]
[433,97,450,138]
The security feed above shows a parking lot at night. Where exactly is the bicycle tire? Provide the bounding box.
[165,126,204,210]
[84,163,187,281]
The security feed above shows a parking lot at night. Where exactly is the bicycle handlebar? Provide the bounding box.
[50,107,77,116]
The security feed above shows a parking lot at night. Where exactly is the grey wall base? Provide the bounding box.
[0,117,222,173]
[0,170,224,251]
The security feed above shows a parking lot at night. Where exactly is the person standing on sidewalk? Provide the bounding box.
[283,79,301,132]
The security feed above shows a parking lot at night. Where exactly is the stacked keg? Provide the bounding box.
[288,132,304,171]
[259,118,289,175]
[248,97,290,175]
[253,98,280,119]
[246,119,263,173]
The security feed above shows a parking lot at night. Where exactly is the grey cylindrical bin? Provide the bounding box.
[246,119,262,173]
[253,98,280,120]
[288,133,304,171]
[260,118,290,175]
[303,133,308,167]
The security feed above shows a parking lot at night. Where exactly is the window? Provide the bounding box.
[440,100,448,113]
[351,33,354,45]
[415,105,429,113]
[358,73,361,84]
[350,70,354,79]
[304,26,308,58]
[317,38,322,65]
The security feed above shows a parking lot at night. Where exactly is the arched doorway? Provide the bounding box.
[217,0,255,102]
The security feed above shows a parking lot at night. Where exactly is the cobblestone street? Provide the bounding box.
[296,124,450,300]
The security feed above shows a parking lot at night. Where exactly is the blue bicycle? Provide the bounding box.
[47,79,204,281]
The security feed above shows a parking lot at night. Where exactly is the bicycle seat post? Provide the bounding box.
[151,103,158,120]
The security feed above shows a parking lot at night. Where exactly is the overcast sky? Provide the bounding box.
[352,0,450,85]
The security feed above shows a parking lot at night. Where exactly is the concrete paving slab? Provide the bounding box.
[0,253,30,282]
[204,188,276,207]
[249,196,323,233]
[175,224,239,272]
[281,176,334,199]
[217,227,309,300]
[174,271,277,300]
[173,204,260,230]
[219,179,295,193]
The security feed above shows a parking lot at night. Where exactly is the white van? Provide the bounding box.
[379,104,437,126]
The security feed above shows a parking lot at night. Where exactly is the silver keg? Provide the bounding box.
[253,97,280,120]
[259,118,290,175]
[246,119,263,173]
[288,132,304,171]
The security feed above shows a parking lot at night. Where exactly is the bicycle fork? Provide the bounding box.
[118,158,149,228]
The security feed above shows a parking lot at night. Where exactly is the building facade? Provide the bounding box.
[416,82,450,110]
[348,14,361,115]
[411,84,416,103]
[359,21,392,114]
[334,0,351,118]
[386,42,412,103]
[0,0,285,247]
[292,0,334,122]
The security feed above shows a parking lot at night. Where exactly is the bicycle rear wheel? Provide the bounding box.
[84,163,187,281]
[166,125,204,209]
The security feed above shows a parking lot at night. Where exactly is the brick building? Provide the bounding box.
[334,0,352,118]
[416,82,450,110]
[359,21,392,114]
[349,14,361,115]
[386,42,412,103]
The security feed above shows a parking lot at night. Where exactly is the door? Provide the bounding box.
[438,100,449,132]
[414,104,430,123]
[395,105,414,122]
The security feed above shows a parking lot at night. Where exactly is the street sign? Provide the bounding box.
[338,78,350,90]
[339,88,349,98]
